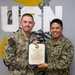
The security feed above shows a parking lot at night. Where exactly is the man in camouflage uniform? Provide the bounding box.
[38,19,74,75]
[4,13,38,75]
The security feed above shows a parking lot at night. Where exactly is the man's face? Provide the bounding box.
[20,16,35,32]
[50,22,63,39]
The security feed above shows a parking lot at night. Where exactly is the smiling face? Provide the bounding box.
[50,22,63,39]
[20,15,35,33]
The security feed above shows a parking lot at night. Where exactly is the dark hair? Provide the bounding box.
[21,13,34,21]
[50,18,63,28]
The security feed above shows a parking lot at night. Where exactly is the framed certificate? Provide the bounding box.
[28,43,46,66]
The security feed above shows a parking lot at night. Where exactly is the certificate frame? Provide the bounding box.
[28,43,46,66]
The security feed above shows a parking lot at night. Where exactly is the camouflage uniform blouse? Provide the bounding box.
[4,30,38,75]
[45,36,74,75]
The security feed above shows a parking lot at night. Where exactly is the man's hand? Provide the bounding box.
[32,40,39,45]
[28,66,35,70]
[38,63,48,69]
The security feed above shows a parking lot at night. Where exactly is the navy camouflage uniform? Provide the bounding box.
[4,30,38,75]
[45,36,74,75]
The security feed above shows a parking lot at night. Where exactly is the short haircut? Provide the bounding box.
[50,18,63,28]
[21,13,34,21]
